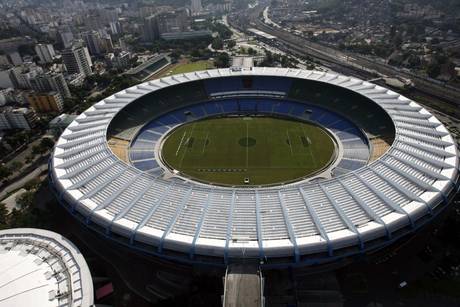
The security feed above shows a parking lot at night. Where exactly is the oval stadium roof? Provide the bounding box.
[49,68,459,266]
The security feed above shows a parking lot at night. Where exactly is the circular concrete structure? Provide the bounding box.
[0,228,94,307]
[49,68,459,266]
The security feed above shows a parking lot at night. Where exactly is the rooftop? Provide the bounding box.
[0,228,94,307]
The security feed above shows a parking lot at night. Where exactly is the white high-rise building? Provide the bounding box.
[0,107,37,130]
[35,44,56,64]
[62,43,93,77]
[30,72,71,99]
[191,0,203,15]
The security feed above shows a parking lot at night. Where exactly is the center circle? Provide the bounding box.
[239,137,256,147]
[160,115,337,186]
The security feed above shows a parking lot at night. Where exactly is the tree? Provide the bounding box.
[227,40,236,49]
[214,52,230,68]
[170,51,180,63]
[427,63,441,78]
[0,165,12,180]
[24,178,41,191]
[0,203,8,228]
[32,145,46,155]
[211,37,223,50]
[191,49,201,58]
[40,138,55,150]
[16,191,35,210]
[8,161,23,173]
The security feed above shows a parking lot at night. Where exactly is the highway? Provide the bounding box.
[229,3,460,106]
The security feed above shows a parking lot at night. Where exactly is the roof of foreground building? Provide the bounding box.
[0,228,94,307]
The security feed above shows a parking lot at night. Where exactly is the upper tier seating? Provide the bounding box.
[288,79,395,139]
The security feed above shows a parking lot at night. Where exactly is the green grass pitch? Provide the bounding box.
[161,116,337,186]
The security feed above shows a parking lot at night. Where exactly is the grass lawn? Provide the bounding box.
[166,60,215,76]
[161,116,336,186]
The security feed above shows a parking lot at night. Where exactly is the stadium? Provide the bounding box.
[49,67,459,267]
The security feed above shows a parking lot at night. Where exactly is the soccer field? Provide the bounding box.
[161,116,337,186]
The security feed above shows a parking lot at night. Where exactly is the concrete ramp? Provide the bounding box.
[223,264,263,307]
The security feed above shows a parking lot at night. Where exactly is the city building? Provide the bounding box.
[7,52,23,66]
[34,43,56,64]
[81,31,103,56]
[0,54,10,67]
[143,9,190,42]
[118,37,128,51]
[8,63,43,89]
[66,73,86,87]
[0,69,14,88]
[191,0,203,15]
[109,51,130,69]
[81,31,102,56]
[109,21,122,35]
[58,30,74,49]
[124,54,170,81]
[0,106,37,130]
[49,113,77,136]
[0,37,33,53]
[62,43,92,77]
[100,35,114,53]
[143,15,159,42]
[0,88,17,105]
[27,91,64,113]
[139,5,157,19]
[232,56,254,69]
[0,228,94,307]
[156,9,189,34]
[30,72,71,99]
[101,7,119,23]
[160,30,212,40]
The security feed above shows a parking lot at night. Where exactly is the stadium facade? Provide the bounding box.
[49,67,460,267]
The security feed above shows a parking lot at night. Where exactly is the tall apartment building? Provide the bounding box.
[110,22,122,35]
[8,63,43,89]
[62,43,93,77]
[81,31,103,56]
[0,107,38,130]
[191,0,203,15]
[143,15,158,41]
[101,8,119,23]
[30,73,71,99]
[8,52,23,66]
[26,91,64,113]
[58,31,74,49]
[110,51,130,69]
[143,10,189,41]
[157,10,188,34]
[35,44,56,64]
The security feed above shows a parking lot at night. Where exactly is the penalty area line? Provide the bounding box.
[201,131,209,155]
[286,130,293,156]
[175,131,187,156]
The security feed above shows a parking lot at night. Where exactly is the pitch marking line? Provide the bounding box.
[286,130,294,156]
[246,121,249,169]
[201,131,209,154]
[175,131,187,156]
[178,123,196,168]
[301,125,317,167]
